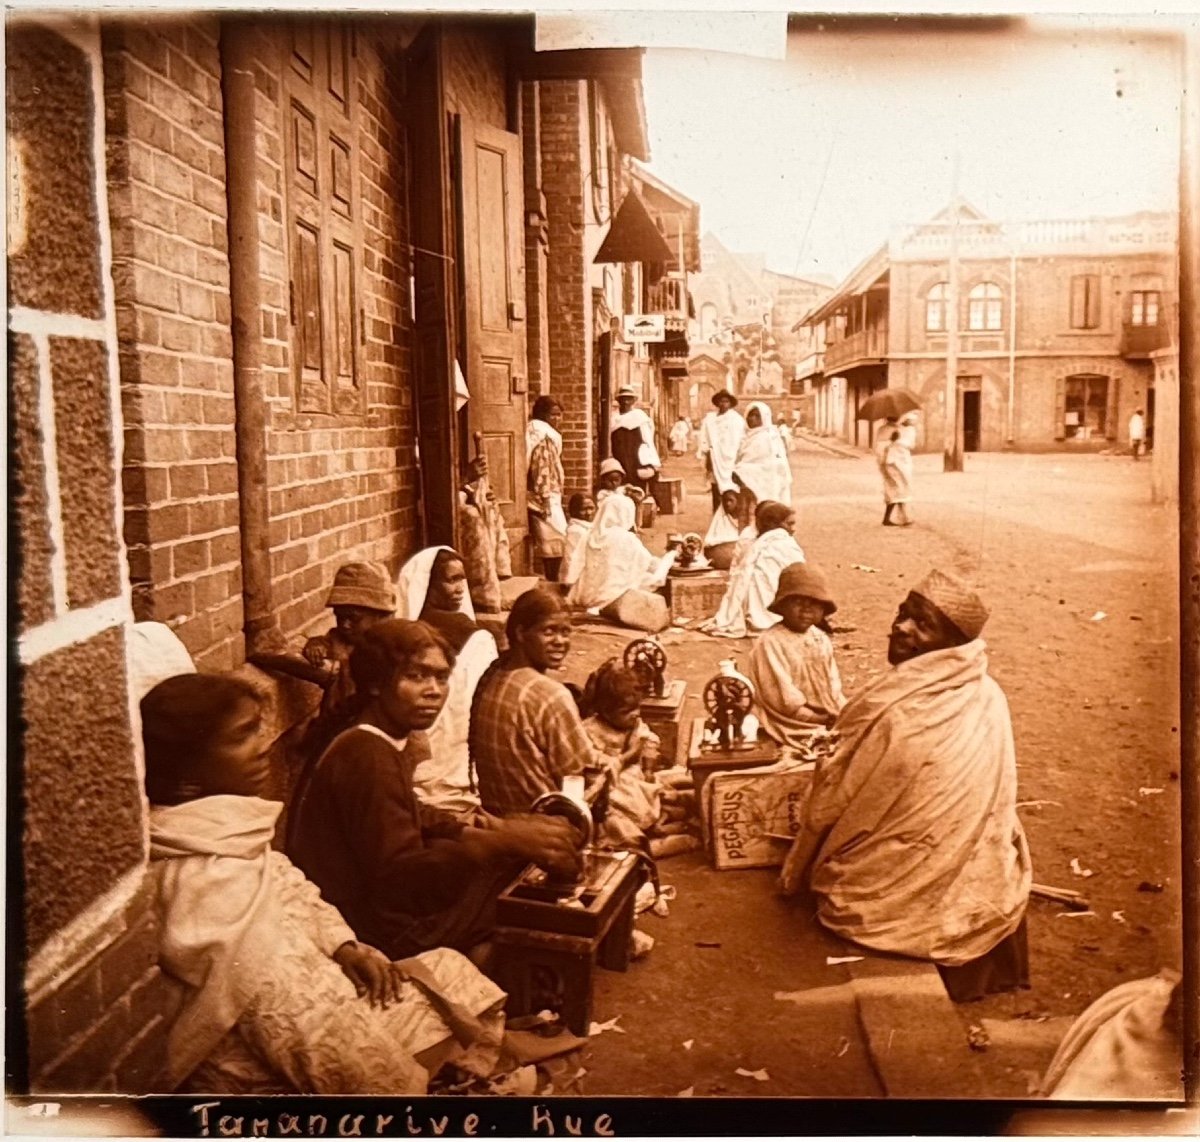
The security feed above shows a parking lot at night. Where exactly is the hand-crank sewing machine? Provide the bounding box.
[688,661,780,801]
[490,788,647,1034]
[623,637,686,767]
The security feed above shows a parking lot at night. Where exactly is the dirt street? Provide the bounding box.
[553,439,1181,1098]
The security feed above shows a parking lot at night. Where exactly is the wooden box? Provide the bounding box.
[685,717,780,842]
[652,477,684,515]
[491,852,643,1035]
[702,761,815,870]
[663,570,727,624]
[639,678,687,768]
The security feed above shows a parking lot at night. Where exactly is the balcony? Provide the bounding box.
[1120,321,1171,359]
[646,276,689,333]
[823,326,887,373]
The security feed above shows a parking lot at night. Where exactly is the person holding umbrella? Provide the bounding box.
[860,390,921,528]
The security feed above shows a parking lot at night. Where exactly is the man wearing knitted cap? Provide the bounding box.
[781,568,1032,1003]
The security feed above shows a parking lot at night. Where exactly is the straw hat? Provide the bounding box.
[769,562,838,616]
[599,457,625,478]
[325,561,396,612]
[616,385,637,400]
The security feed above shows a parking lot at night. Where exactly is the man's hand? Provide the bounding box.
[303,636,332,667]
[467,456,489,481]
[333,942,403,1007]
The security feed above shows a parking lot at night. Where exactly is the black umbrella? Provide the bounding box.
[858,388,922,422]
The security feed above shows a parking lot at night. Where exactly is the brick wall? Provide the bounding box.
[521,81,551,398]
[102,18,244,671]
[8,18,175,1095]
[540,78,594,492]
[104,18,420,659]
[251,22,418,641]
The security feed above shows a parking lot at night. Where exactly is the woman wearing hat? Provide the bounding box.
[747,562,846,748]
[696,389,746,511]
[609,386,661,492]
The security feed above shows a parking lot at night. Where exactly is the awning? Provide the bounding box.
[594,190,675,265]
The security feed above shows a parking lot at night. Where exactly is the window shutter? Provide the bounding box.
[1086,276,1100,329]
[1069,276,1085,328]
[1054,376,1066,441]
[1105,375,1119,439]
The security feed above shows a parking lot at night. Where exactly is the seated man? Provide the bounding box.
[780,569,1032,1002]
[289,618,580,961]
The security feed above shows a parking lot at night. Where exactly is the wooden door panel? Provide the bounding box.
[458,118,527,547]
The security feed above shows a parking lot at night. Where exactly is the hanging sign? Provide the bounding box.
[624,314,666,343]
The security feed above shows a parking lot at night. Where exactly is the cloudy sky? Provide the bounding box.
[640,19,1182,282]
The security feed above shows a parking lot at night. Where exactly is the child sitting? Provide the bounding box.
[595,457,626,503]
[702,488,742,570]
[562,492,596,588]
[580,661,693,852]
[141,672,506,1094]
[746,561,846,750]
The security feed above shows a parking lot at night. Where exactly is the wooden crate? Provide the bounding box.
[652,477,684,515]
[685,717,780,842]
[703,762,815,870]
[663,570,727,624]
[640,678,687,768]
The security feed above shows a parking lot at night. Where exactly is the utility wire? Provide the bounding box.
[791,134,836,279]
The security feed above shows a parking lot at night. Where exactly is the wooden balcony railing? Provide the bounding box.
[823,326,887,371]
[1119,322,1171,358]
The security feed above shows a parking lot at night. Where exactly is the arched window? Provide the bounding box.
[925,282,949,331]
[967,282,1003,331]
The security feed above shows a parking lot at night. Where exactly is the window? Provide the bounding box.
[284,20,363,417]
[925,282,948,331]
[1130,290,1161,326]
[967,282,1003,331]
[1069,274,1101,329]
[588,82,612,223]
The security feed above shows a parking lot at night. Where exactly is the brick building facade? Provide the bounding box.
[8,12,658,1093]
[804,204,1178,453]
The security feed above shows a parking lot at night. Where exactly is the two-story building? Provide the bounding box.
[804,202,1178,452]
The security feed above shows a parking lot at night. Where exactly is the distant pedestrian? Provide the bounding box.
[880,430,914,527]
[610,386,661,491]
[1129,408,1146,461]
[778,420,794,453]
[668,416,691,456]
[697,389,746,510]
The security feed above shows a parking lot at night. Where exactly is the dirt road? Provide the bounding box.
[557,440,1181,1097]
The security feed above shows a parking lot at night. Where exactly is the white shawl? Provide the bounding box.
[396,547,497,815]
[697,408,746,493]
[703,504,742,548]
[734,402,792,505]
[610,407,662,469]
[149,795,287,1089]
[568,495,673,610]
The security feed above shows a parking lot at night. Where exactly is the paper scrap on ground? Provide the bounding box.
[682,1039,694,1051]
[677,1087,694,1098]
[1139,787,1164,796]
[1057,910,1097,918]
[826,955,864,965]
[1090,611,1107,621]
[835,1037,850,1058]
[851,564,878,573]
[1069,858,1094,878]
[1112,910,1126,923]
[735,1067,770,1082]
[588,1016,625,1036]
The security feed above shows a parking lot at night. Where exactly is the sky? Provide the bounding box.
[639,19,1183,283]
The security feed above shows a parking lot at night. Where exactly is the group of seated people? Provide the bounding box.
[138,483,1181,1098]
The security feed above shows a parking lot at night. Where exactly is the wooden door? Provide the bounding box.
[457,117,528,562]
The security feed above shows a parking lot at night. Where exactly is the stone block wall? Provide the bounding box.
[7,17,175,1094]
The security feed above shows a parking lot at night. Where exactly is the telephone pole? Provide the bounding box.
[943,152,964,472]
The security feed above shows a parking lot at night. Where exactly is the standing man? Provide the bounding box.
[610,385,662,492]
[696,389,746,511]
[1128,407,1146,461]
[780,569,1031,1003]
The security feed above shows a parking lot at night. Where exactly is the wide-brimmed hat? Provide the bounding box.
[712,389,738,408]
[769,562,837,616]
[326,561,396,612]
[616,385,637,400]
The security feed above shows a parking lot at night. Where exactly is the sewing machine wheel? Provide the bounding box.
[623,639,666,695]
[703,675,753,718]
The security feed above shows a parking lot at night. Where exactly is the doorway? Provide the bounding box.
[962,390,981,452]
[1147,385,1156,450]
